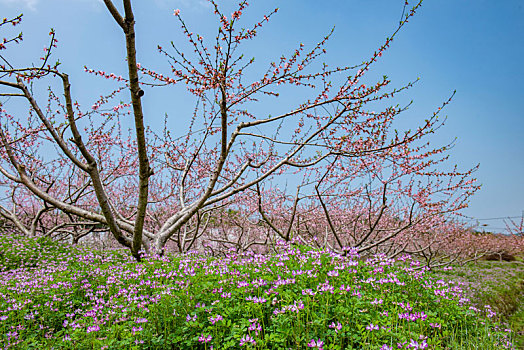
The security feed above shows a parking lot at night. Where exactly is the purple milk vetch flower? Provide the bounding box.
[327,270,339,277]
[307,338,324,349]
[302,288,316,296]
[407,339,428,349]
[329,321,342,333]
[366,323,379,331]
[246,296,267,304]
[398,311,428,322]
[317,280,335,293]
[209,314,223,324]
[198,333,212,343]
[86,325,100,333]
[135,317,148,323]
[237,280,249,288]
[248,321,262,335]
[339,284,351,292]
[240,334,256,346]
[254,296,267,303]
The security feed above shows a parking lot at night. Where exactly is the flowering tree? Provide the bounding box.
[504,214,523,237]
[0,0,479,260]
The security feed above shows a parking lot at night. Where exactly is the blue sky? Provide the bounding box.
[1,0,523,233]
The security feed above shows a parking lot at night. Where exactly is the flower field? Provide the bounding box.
[434,260,524,349]
[0,233,517,349]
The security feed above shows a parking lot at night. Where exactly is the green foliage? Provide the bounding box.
[0,234,517,349]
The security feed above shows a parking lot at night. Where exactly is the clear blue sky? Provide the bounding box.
[1,0,523,233]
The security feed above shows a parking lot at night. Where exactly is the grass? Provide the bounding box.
[433,259,524,349]
[0,232,518,349]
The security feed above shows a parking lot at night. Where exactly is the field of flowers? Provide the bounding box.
[434,260,524,349]
[0,232,517,349]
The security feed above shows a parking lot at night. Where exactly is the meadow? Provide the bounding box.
[0,232,520,350]
[434,260,524,349]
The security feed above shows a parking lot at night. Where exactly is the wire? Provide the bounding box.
[462,215,522,221]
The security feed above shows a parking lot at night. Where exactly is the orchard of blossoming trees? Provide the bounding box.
[0,0,519,262]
